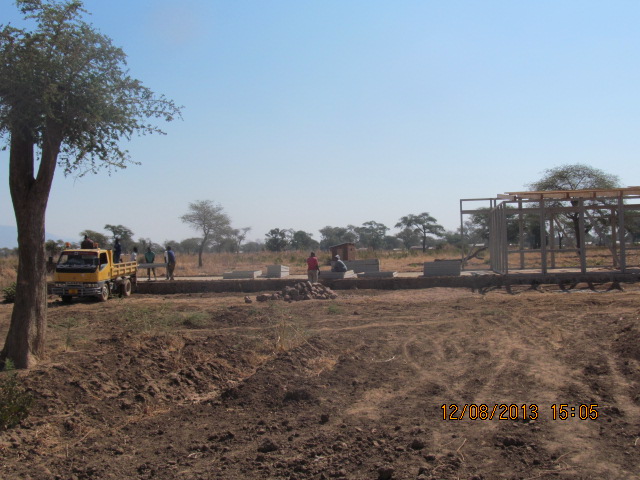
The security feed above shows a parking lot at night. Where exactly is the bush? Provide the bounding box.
[2,282,16,303]
[0,361,33,430]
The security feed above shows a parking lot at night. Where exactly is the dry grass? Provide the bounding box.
[2,244,634,291]
[173,247,463,276]
[0,257,18,291]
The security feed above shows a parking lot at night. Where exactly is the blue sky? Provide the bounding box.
[1,0,639,247]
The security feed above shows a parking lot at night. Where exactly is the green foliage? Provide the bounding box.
[0,0,182,172]
[121,304,211,333]
[103,225,135,251]
[290,230,319,251]
[326,303,342,315]
[353,221,389,250]
[528,164,622,247]
[0,361,33,430]
[396,213,445,252]
[265,228,290,252]
[181,312,209,329]
[528,164,620,192]
[181,200,233,264]
[319,226,357,250]
[2,282,16,303]
[395,227,422,249]
[57,317,80,351]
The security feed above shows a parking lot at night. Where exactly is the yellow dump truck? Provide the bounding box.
[51,248,137,302]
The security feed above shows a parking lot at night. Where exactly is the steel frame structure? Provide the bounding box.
[460,187,640,274]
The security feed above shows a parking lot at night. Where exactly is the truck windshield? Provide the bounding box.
[57,252,99,270]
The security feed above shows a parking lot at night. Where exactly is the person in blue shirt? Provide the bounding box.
[166,245,176,280]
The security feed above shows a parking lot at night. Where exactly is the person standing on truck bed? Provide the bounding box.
[113,238,122,263]
[166,245,176,280]
[145,247,157,281]
[81,235,95,249]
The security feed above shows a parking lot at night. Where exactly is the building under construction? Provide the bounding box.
[460,187,640,275]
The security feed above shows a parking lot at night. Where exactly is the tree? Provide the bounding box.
[290,230,319,251]
[395,227,422,250]
[228,227,251,253]
[242,241,264,253]
[319,226,358,250]
[137,237,163,254]
[1,0,181,368]
[354,221,388,250]
[464,207,521,246]
[265,228,290,252]
[443,230,463,249]
[382,235,403,250]
[104,224,134,251]
[180,200,232,267]
[44,239,66,257]
[179,238,201,255]
[528,164,621,251]
[395,213,445,252]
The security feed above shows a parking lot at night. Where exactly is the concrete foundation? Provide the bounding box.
[132,271,640,295]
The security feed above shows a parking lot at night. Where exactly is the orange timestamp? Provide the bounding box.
[441,404,599,421]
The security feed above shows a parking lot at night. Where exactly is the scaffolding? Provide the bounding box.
[460,187,640,274]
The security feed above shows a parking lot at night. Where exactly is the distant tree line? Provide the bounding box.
[262,213,454,253]
[37,165,640,264]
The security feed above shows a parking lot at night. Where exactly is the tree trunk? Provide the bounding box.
[2,125,60,369]
[197,245,204,267]
[570,215,582,254]
[197,233,209,268]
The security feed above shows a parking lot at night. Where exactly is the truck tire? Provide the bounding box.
[61,295,72,304]
[98,284,109,302]
[120,278,132,297]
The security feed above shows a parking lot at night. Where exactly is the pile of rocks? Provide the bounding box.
[248,282,338,303]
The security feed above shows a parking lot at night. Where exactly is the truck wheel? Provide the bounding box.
[61,295,72,304]
[98,284,109,302]
[120,278,132,297]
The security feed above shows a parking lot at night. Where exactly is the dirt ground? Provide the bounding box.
[1,284,639,480]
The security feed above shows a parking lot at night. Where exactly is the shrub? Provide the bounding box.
[2,282,16,303]
[0,361,33,430]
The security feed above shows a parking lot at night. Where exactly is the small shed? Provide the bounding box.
[329,243,356,261]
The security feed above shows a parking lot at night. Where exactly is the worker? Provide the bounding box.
[166,245,176,280]
[331,255,347,273]
[306,252,320,283]
[145,247,157,281]
[81,235,95,249]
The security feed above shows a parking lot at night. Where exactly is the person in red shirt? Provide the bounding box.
[306,252,320,283]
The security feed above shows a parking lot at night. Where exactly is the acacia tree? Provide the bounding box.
[354,221,388,250]
[104,224,134,251]
[180,200,232,267]
[395,227,422,250]
[0,0,181,368]
[395,213,445,252]
[229,227,251,254]
[528,164,620,250]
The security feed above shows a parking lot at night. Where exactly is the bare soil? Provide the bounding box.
[1,285,639,480]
